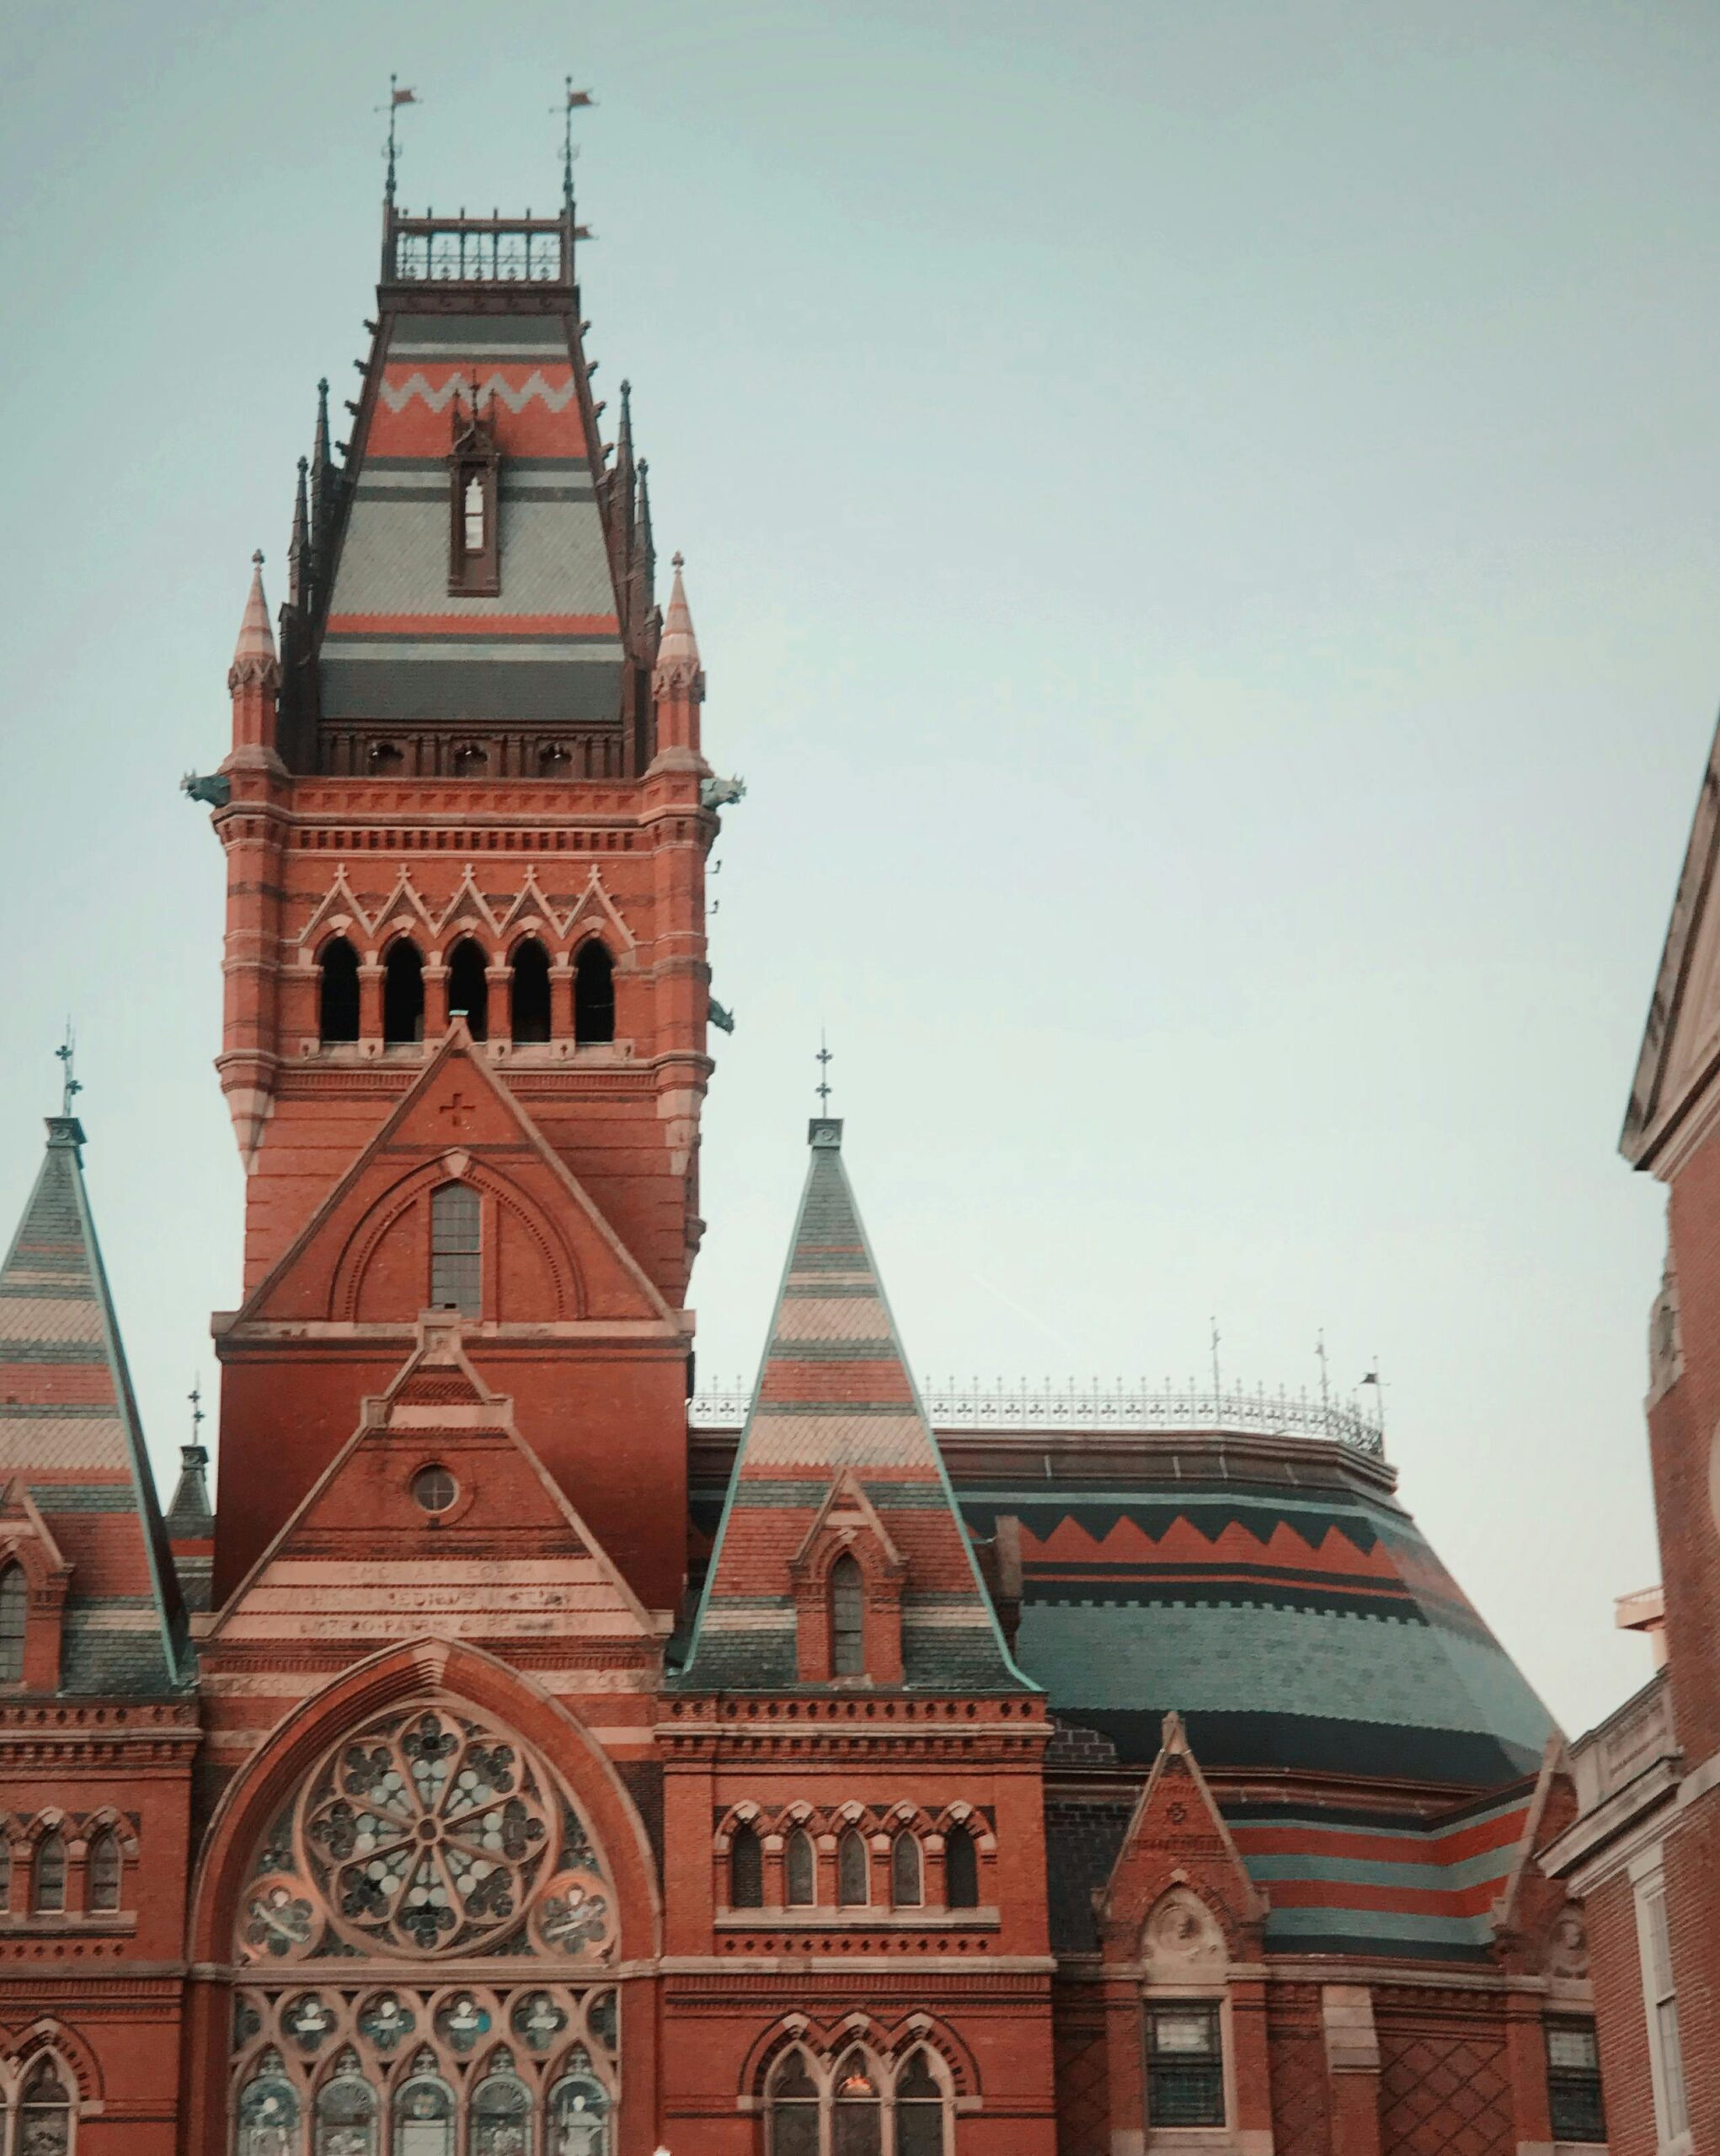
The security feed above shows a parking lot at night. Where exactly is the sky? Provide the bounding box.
[2,0,1717,1737]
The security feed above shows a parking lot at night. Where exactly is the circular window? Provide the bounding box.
[411,1465,457,1515]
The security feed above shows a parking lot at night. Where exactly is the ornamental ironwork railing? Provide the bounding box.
[690,1377,1386,1459]
[390,216,569,285]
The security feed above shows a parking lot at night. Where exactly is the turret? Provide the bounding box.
[225,551,280,765]
[651,552,704,763]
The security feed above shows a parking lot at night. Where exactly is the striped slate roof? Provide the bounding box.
[959,1461,1554,1789]
[319,311,624,727]
[677,1121,1029,1694]
[0,1118,184,1693]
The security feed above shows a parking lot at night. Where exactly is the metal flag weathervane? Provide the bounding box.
[558,77,596,208]
[381,74,419,204]
[55,1023,81,1117]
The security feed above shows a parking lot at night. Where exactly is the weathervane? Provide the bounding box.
[558,78,596,211]
[380,75,419,205]
[54,1023,81,1117]
[815,1033,834,1113]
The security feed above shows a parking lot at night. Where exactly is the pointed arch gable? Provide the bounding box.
[10,2019,103,2106]
[189,1636,660,1966]
[330,1153,581,1321]
[230,1031,676,1330]
[564,867,636,956]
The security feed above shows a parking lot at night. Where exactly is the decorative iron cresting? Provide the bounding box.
[692,1375,1386,1458]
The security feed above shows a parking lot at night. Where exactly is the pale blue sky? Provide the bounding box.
[3,0,1716,1734]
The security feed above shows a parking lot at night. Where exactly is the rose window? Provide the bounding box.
[238,1701,614,1967]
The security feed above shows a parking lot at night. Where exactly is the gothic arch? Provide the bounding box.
[189,1636,661,1967]
[740,2012,980,2103]
[8,2020,102,2107]
[329,1155,583,1322]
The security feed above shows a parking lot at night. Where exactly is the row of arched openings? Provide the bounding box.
[318,939,615,1049]
[768,2046,948,2156]
[237,2047,608,2155]
[0,1821,123,1916]
[730,1822,979,1913]
[0,2060,73,2155]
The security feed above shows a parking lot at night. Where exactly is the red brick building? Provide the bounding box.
[1541,721,1720,2153]
[0,164,1610,2155]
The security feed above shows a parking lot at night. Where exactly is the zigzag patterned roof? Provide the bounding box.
[0,1118,183,1693]
[678,1121,1029,1694]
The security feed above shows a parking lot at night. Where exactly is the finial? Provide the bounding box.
[55,1022,82,1118]
[289,457,310,608]
[671,550,684,569]
[189,1379,205,1442]
[560,80,596,213]
[252,548,264,568]
[815,1031,834,1112]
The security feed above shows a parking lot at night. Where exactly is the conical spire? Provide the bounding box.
[636,456,656,613]
[287,456,310,610]
[311,376,332,535]
[229,551,278,688]
[676,1119,1032,1694]
[653,552,701,692]
[0,1112,184,1691]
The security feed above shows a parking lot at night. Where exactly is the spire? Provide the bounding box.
[654,552,702,692]
[635,456,656,614]
[287,456,310,610]
[229,551,278,688]
[0,1114,184,1691]
[676,1120,1033,1694]
[311,376,332,536]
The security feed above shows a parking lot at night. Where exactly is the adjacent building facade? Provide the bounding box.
[0,168,1611,2154]
[1541,725,1720,2154]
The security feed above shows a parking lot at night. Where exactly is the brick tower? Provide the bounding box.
[200,181,725,1615]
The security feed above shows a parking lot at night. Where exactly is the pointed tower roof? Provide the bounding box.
[0,1118,184,1691]
[677,1120,1031,1693]
[229,550,278,687]
[654,552,700,688]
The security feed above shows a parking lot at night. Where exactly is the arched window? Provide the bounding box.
[729,1822,763,1910]
[836,1828,869,1908]
[392,2057,455,2155]
[510,938,552,1044]
[86,1828,121,1913]
[472,2052,533,2156]
[831,1553,864,1678]
[944,1822,979,1910]
[314,2055,377,2154]
[767,2050,820,2156]
[0,1561,25,1684]
[891,1830,922,1908]
[430,1182,482,1315]
[895,2050,948,2156]
[573,942,615,1045]
[34,1830,66,1914]
[785,1828,817,1908]
[237,2052,299,2156]
[546,2068,609,2155]
[382,939,425,1045]
[446,937,489,1041]
[17,2059,73,2156]
[318,937,361,1044]
[832,2051,882,2156]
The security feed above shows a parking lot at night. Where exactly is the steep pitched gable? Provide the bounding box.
[209,1312,659,1656]
[234,1027,676,1329]
[677,1119,1029,1694]
[1623,714,1720,1166]
[1096,1710,1268,1962]
[0,1118,183,1693]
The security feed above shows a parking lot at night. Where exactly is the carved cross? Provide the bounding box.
[439,1091,476,1134]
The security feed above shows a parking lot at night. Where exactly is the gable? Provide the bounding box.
[211,1315,658,1655]
[237,1031,674,1329]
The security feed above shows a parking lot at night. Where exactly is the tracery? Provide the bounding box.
[231,1702,617,2153]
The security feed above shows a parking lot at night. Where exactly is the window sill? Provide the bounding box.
[716,1907,999,1931]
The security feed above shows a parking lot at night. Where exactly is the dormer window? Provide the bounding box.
[447,387,500,598]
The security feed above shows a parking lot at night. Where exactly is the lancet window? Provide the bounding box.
[318,939,361,1045]
[33,1832,66,1915]
[231,1701,618,2154]
[573,944,614,1046]
[430,1183,482,1317]
[382,942,425,1046]
[764,2046,950,2156]
[446,939,489,1042]
[85,1828,121,1913]
[0,1564,24,1685]
[3,2057,75,2155]
[510,939,552,1045]
[830,1556,864,1678]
